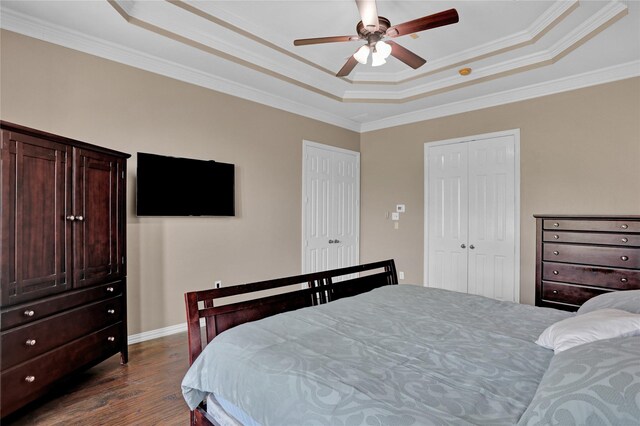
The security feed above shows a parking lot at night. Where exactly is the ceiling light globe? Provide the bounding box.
[371,52,386,67]
[375,40,392,59]
[353,45,370,65]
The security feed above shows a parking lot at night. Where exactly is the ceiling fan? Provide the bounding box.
[293,0,459,77]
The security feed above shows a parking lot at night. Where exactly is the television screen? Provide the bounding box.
[136,152,235,216]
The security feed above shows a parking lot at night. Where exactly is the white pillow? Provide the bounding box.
[536,308,640,353]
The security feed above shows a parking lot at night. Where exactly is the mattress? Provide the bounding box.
[183,285,572,425]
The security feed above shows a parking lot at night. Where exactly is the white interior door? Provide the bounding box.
[426,144,469,293]
[467,136,516,301]
[425,130,519,302]
[303,141,359,274]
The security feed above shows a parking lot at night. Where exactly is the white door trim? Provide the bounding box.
[302,140,360,274]
[423,129,521,302]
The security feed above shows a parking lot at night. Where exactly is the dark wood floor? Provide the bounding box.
[4,332,191,425]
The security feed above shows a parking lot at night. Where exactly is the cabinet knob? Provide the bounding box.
[24,376,35,383]
[469,245,475,250]
[552,290,559,294]
[621,224,628,229]
[460,244,466,249]
[553,234,559,239]
[76,215,84,222]
[621,277,628,283]
[106,287,114,292]
[107,336,115,342]
[553,270,559,275]
[24,310,35,317]
[553,222,559,227]
[553,251,559,256]
[107,309,115,314]
[25,339,36,346]
[621,256,629,261]
[66,215,76,221]
[621,237,628,243]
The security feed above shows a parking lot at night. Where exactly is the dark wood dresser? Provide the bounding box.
[1,122,129,417]
[535,215,640,311]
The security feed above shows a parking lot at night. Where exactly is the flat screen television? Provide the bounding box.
[136,152,235,216]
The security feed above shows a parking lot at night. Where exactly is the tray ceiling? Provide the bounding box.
[1,0,639,132]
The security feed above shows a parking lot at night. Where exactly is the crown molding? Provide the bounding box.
[0,8,361,132]
[1,6,637,134]
[360,60,640,133]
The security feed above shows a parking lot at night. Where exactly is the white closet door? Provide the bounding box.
[303,142,360,274]
[467,136,516,301]
[427,143,469,293]
[303,145,332,273]
[332,151,359,270]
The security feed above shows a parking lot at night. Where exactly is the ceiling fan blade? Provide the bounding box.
[294,36,359,46]
[356,0,379,31]
[386,8,459,38]
[387,41,426,69]
[336,55,359,77]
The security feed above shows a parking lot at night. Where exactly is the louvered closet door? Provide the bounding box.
[303,142,359,274]
[427,143,469,293]
[467,136,516,301]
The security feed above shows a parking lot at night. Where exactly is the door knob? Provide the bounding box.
[460,244,466,249]
[469,245,475,250]
[334,239,340,243]
[328,239,335,244]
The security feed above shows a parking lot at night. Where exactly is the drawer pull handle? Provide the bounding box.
[621,237,628,243]
[621,277,628,283]
[553,270,559,275]
[25,339,36,346]
[553,222,559,227]
[553,235,559,239]
[107,309,115,314]
[552,290,559,295]
[24,310,35,317]
[107,336,116,342]
[621,256,629,261]
[24,376,35,383]
[621,224,628,229]
[106,287,114,292]
[553,251,559,256]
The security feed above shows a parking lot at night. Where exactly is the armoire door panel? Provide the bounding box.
[74,150,123,288]
[1,131,71,306]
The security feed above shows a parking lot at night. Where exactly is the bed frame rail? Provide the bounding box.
[184,259,397,365]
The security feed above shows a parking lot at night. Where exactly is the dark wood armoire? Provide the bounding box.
[1,121,130,417]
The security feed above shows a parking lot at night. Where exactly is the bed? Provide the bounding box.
[181,259,640,426]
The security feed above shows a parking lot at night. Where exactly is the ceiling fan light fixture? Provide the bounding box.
[354,45,370,64]
[375,40,392,59]
[371,50,387,67]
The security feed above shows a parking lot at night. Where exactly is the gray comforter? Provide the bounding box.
[182,285,571,425]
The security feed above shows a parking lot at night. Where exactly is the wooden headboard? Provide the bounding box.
[184,259,398,365]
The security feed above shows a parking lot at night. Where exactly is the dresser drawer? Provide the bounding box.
[543,244,640,268]
[543,231,640,247]
[1,322,122,417]
[1,296,122,370]
[543,262,640,290]
[541,282,611,307]
[543,219,640,233]
[1,280,123,331]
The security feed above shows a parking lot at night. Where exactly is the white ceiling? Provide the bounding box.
[1,0,639,132]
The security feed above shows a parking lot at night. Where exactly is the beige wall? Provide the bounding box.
[0,30,359,334]
[360,77,640,304]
